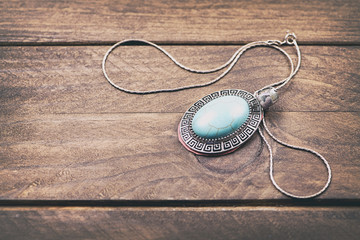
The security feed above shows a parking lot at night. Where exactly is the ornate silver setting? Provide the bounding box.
[178,89,263,155]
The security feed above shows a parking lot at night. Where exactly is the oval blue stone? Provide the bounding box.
[192,96,249,139]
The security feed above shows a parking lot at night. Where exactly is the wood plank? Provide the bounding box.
[1,0,358,236]
[0,45,359,116]
[0,112,359,200]
[0,206,359,240]
[0,0,359,44]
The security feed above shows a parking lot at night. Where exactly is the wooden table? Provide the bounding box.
[1,0,359,239]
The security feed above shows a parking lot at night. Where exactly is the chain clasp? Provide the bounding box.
[284,32,297,45]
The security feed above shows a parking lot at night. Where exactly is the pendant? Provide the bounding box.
[178,89,263,155]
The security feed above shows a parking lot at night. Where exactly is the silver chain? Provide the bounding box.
[259,118,332,199]
[102,33,332,199]
[103,35,295,94]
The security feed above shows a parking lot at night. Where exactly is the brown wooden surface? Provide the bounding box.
[1,0,359,239]
[0,111,359,200]
[0,206,360,240]
[0,0,359,44]
[0,45,359,114]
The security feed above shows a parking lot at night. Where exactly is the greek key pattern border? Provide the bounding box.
[179,89,263,155]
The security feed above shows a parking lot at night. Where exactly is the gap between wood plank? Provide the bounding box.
[0,41,360,47]
[0,199,359,208]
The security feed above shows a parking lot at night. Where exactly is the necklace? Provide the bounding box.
[102,33,331,199]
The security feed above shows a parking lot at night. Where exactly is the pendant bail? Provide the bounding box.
[256,87,278,109]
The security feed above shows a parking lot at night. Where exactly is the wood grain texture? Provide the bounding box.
[1,0,359,239]
[0,45,359,116]
[0,112,359,200]
[0,0,359,44]
[0,207,359,240]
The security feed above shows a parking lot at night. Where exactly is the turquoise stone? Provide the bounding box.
[192,96,249,139]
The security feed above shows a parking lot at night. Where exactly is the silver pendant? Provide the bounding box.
[178,89,263,155]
